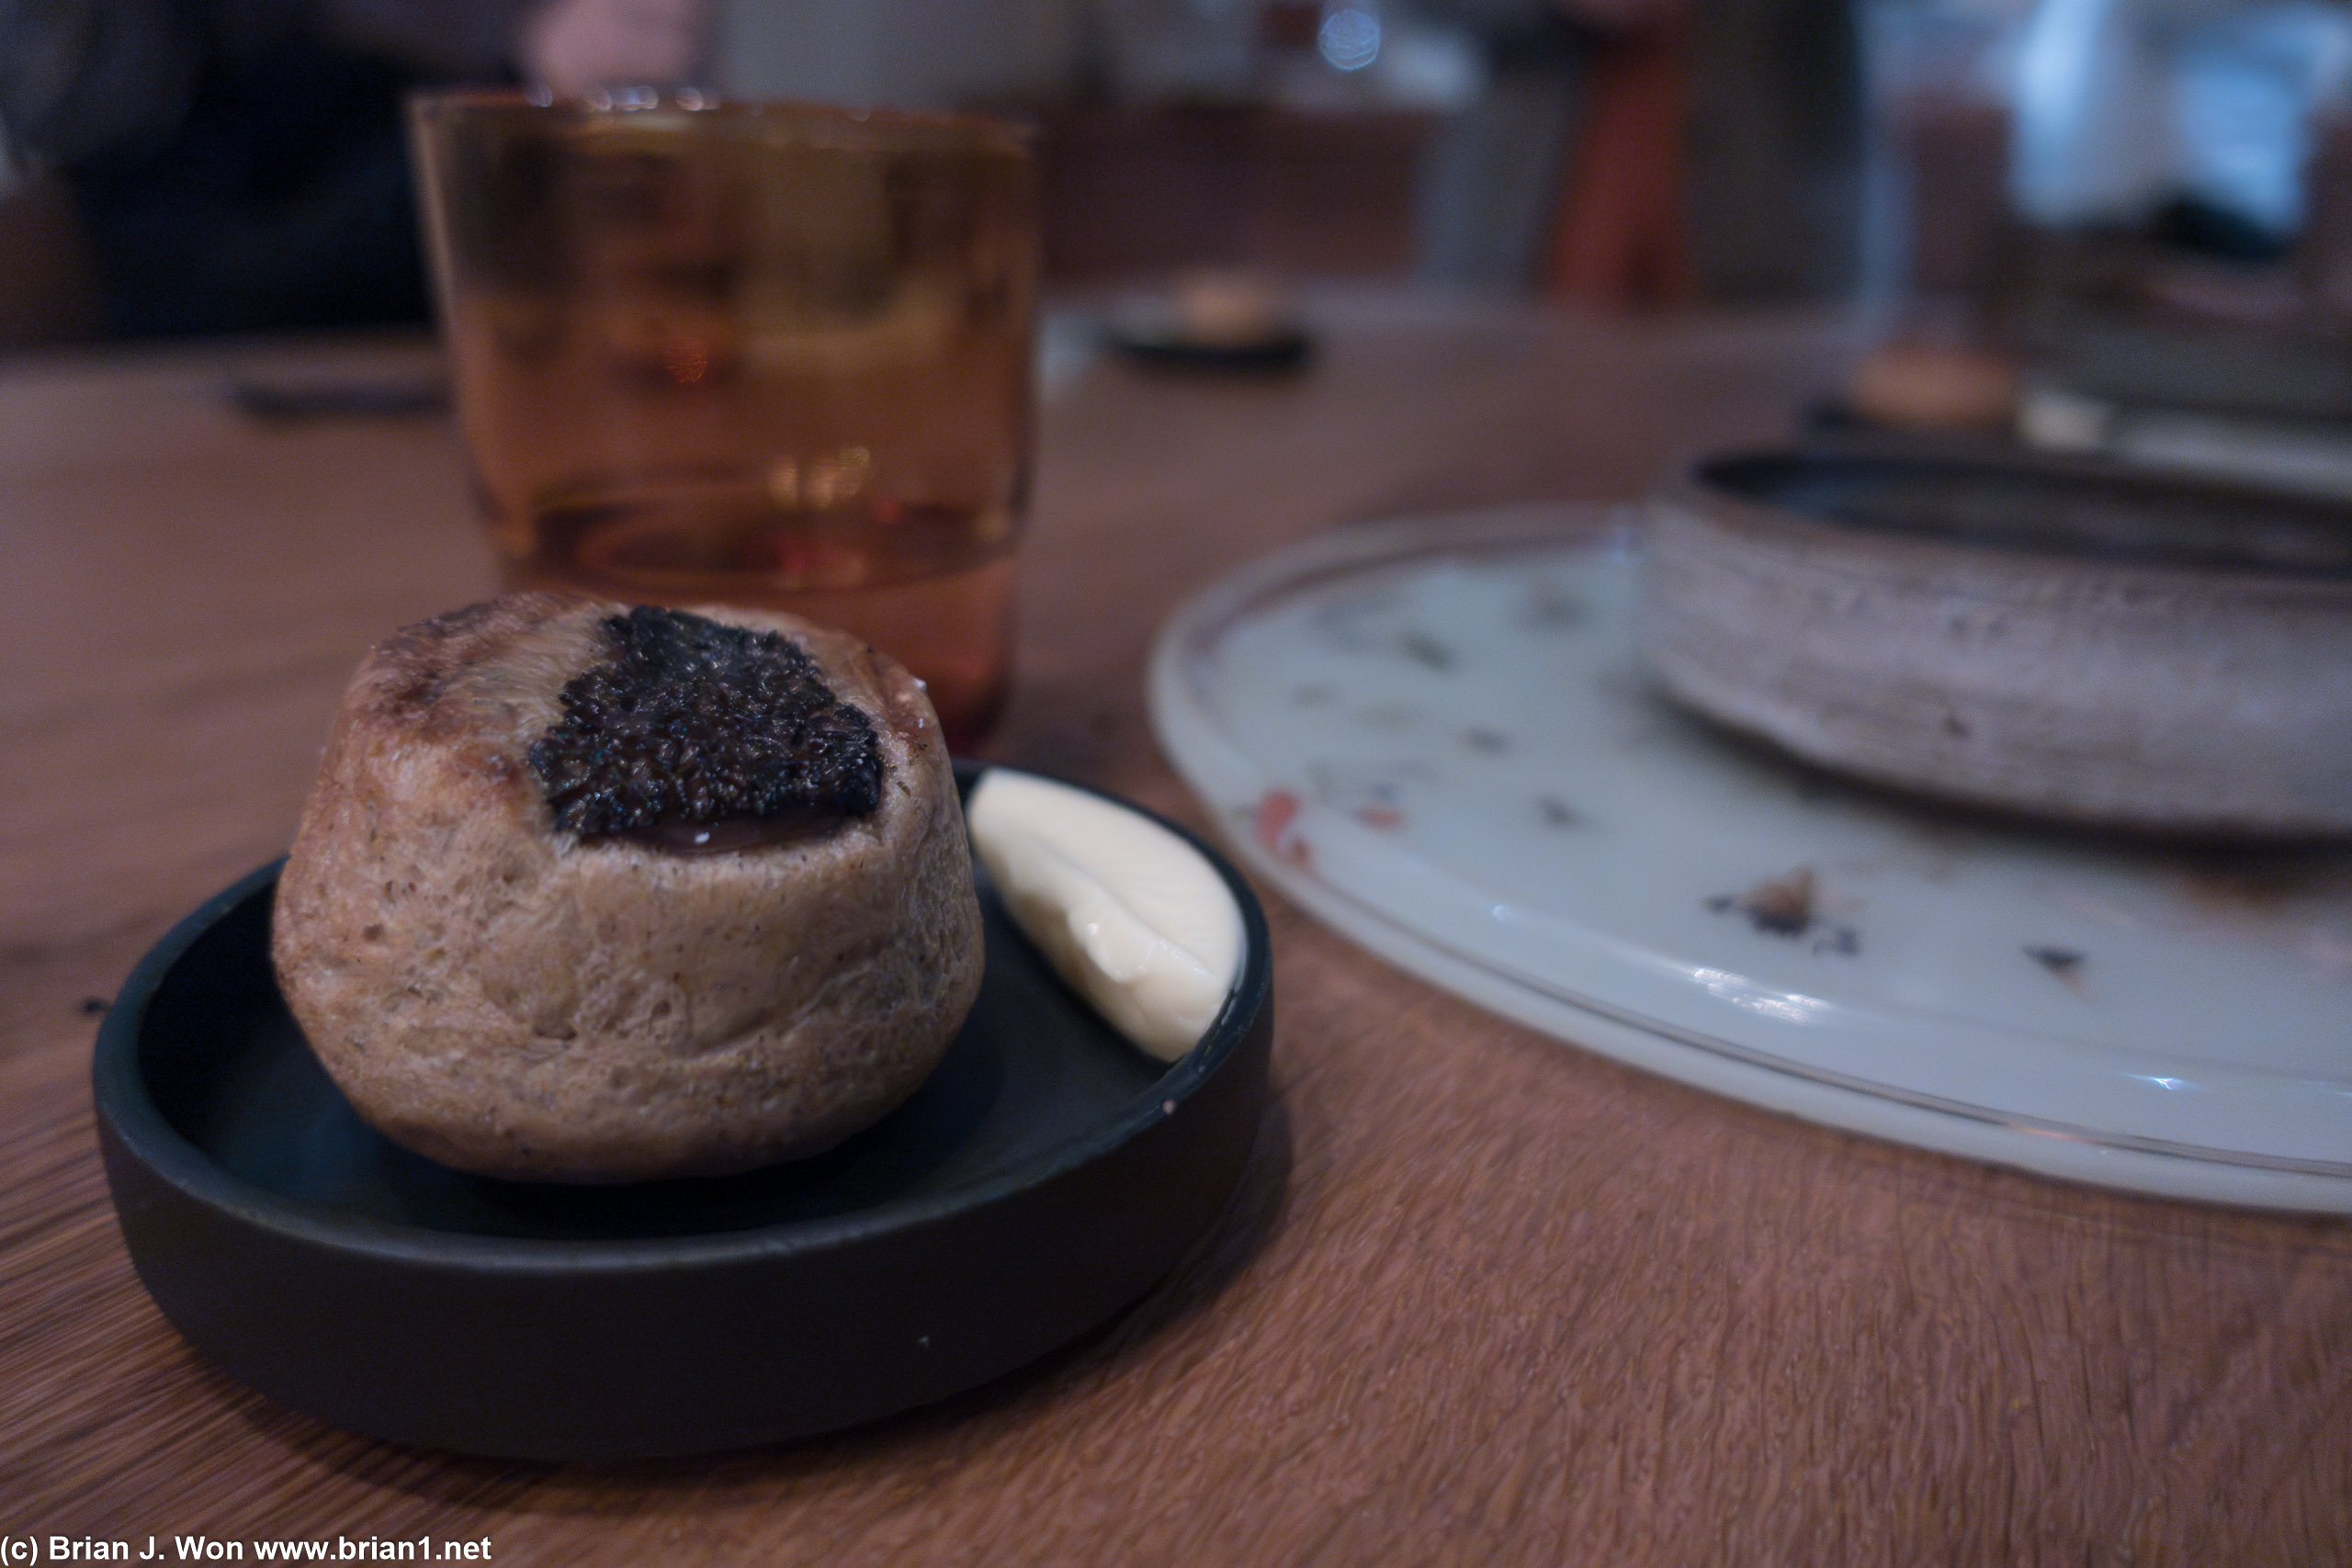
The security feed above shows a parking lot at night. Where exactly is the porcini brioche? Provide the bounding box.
[270,594,982,1183]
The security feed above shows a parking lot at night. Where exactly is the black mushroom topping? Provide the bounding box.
[528,606,883,837]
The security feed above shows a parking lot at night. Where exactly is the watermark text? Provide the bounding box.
[3,1539,494,1563]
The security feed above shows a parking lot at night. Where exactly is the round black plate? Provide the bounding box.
[93,766,1272,1461]
[1109,327,1315,373]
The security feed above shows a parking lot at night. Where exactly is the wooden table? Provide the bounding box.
[5,293,2347,1563]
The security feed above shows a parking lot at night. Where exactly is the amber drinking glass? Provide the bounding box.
[409,90,1039,749]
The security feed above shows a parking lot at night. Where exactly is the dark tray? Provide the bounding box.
[93,765,1272,1461]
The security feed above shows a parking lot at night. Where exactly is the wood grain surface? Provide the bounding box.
[4,295,2346,1564]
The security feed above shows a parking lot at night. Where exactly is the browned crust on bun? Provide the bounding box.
[270,594,982,1183]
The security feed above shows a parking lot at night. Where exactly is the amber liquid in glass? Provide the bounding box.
[505,486,1018,750]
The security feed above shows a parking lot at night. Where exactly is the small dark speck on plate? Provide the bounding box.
[1708,866,1861,954]
[1536,795,1580,828]
[79,996,110,1016]
[1524,583,1586,629]
[1396,631,1456,671]
[1813,926,1860,957]
[2025,945,2085,978]
[1735,866,1815,935]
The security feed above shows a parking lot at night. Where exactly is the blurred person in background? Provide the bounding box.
[1417,0,1860,306]
[0,0,708,338]
[2010,0,2352,261]
[1415,0,1684,291]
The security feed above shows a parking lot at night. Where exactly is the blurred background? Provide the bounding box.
[6,0,2352,438]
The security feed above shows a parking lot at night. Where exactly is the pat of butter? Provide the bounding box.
[966,770,1242,1062]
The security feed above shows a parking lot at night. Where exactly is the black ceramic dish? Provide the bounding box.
[93,765,1272,1461]
[1109,327,1315,374]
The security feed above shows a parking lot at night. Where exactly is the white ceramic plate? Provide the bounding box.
[1150,506,2352,1211]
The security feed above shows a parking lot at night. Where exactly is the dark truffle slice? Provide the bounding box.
[526,605,884,838]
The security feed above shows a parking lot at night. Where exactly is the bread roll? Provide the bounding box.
[270,594,982,1183]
